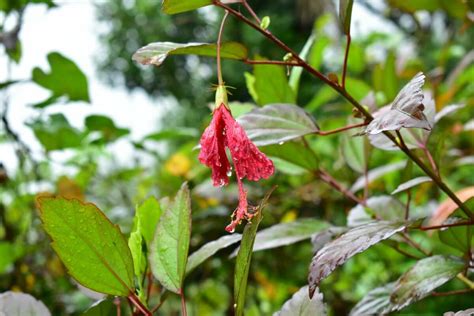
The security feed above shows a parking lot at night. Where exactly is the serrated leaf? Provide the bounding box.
[274,286,327,316]
[261,141,318,173]
[308,221,408,296]
[133,42,247,66]
[186,234,242,274]
[0,291,50,316]
[237,104,319,146]
[391,176,432,195]
[234,190,273,316]
[390,255,465,311]
[339,0,354,34]
[32,52,89,105]
[162,0,212,14]
[232,219,330,257]
[150,183,191,294]
[349,282,395,316]
[38,198,134,296]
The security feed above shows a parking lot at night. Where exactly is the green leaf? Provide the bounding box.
[85,115,130,143]
[132,42,247,67]
[289,33,315,93]
[234,190,273,316]
[237,104,319,146]
[390,255,465,311]
[252,58,296,105]
[29,114,86,151]
[438,217,473,252]
[0,242,17,273]
[162,0,212,14]
[135,197,163,246]
[308,221,409,296]
[305,85,338,111]
[275,286,327,316]
[38,197,134,296]
[261,141,318,173]
[347,196,406,226]
[340,131,367,174]
[349,283,395,316]
[339,0,354,34]
[186,234,242,275]
[82,299,115,316]
[144,128,199,142]
[128,228,146,281]
[232,219,330,256]
[345,77,371,102]
[32,52,90,104]
[382,52,398,101]
[391,176,432,195]
[150,183,191,294]
[308,36,330,71]
[0,292,51,316]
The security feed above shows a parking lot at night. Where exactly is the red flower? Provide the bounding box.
[199,101,274,232]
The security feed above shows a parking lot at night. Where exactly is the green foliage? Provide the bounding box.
[339,0,354,35]
[38,197,134,296]
[161,0,212,14]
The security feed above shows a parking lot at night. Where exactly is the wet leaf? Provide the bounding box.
[274,286,327,316]
[308,221,408,296]
[390,255,465,311]
[391,176,432,195]
[237,104,319,146]
[150,183,191,294]
[133,42,247,67]
[0,291,50,316]
[186,234,242,274]
[38,198,134,296]
[349,282,395,316]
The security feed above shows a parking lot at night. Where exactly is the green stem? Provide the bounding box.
[217,10,230,86]
[342,34,351,89]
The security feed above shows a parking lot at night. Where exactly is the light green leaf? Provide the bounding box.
[390,255,465,311]
[128,228,146,280]
[135,197,163,246]
[133,42,247,67]
[237,104,319,146]
[253,58,296,105]
[274,286,327,316]
[85,115,130,144]
[261,141,318,173]
[244,72,259,104]
[150,183,192,294]
[308,221,409,296]
[234,190,273,316]
[0,242,17,273]
[82,299,115,316]
[186,234,242,274]
[289,33,315,93]
[32,52,90,105]
[162,0,212,14]
[340,131,368,174]
[339,0,354,34]
[0,292,50,316]
[38,197,134,296]
[308,36,330,71]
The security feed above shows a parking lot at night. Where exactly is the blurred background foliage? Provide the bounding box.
[1,0,473,315]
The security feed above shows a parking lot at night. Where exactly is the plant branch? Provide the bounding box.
[341,34,351,89]
[243,59,301,66]
[457,274,474,289]
[418,220,474,231]
[128,293,152,316]
[241,0,261,24]
[180,291,188,316]
[315,122,367,136]
[317,168,365,206]
[431,288,474,296]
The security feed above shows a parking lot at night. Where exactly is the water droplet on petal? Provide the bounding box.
[226,170,232,177]
[278,141,284,145]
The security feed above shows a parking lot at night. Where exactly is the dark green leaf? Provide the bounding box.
[150,183,191,294]
[274,286,327,316]
[234,190,273,316]
[0,292,50,316]
[162,0,212,14]
[339,0,354,34]
[38,197,134,296]
[186,234,242,274]
[308,221,409,296]
[32,52,90,104]
[237,104,319,146]
[390,255,465,311]
[133,42,247,66]
[349,283,395,316]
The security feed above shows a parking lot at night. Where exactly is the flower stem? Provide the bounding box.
[217,10,230,86]
[213,0,473,219]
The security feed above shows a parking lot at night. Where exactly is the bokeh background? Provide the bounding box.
[1,0,473,315]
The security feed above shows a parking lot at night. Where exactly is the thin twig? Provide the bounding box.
[401,232,431,256]
[418,220,474,231]
[341,34,351,89]
[215,0,474,219]
[457,274,474,289]
[180,291,188,316]
[315,122,367,136]
[387,243,422,260]
[318,169,365,206]
[243,59,301,66]
[432,288,474,296]
[241,0,261,24]
[128,293,152,316]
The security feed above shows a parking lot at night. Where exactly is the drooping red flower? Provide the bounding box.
[199,99,274,232]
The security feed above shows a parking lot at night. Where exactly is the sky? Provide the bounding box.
[0,0,394,175]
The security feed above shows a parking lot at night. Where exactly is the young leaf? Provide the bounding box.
[37,198,134,296]
[0,291,51,316]
[391,176,432,195]
[390,255,465,311]
[162,0,212,14]
[252,59,296,105]
[232,219,330,256]
[128,228,146,281]
[339,0,354,35]
[234,190,273,316]
[308,221,409,297]
[186,234,242,274]
[32,52,90,105]
[237,104,319,146]
[150,183,192,294]
[289,33,315,93]
[133,42,247,67]
[134,196,163,246]
[349,283,395,316]
[274,286,327,316]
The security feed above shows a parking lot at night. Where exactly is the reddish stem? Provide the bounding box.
[342,34,351,89]
[432,288,474,296]
[128,293,152,316]
[318,168,365,206]
[419,220,474,231]
[242,0,261,24]
[244,59,301,66]
[180,291,188,316]
[315,122,367,136]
